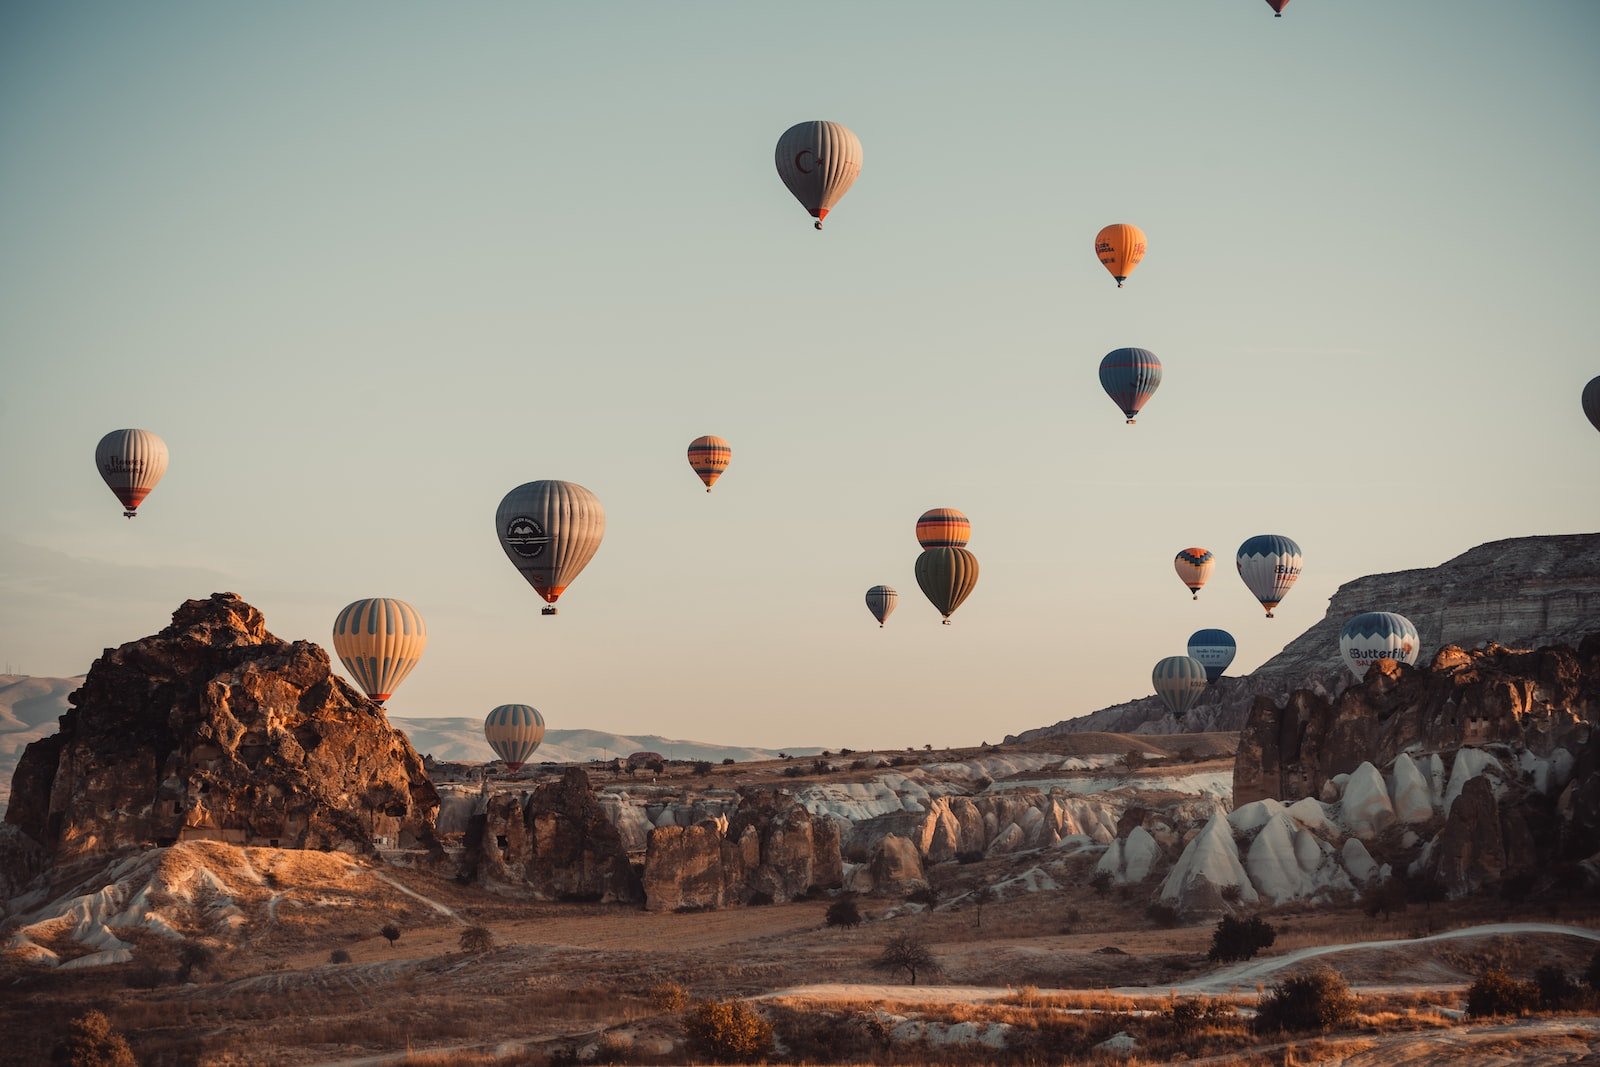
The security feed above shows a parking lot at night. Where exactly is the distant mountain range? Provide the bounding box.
[0,674,820,813]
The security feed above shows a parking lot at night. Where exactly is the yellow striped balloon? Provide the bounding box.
[686,435,731,492]
[915,547,979,624]
[915,508,971,549]
[331,598,427,703]
[1173,547,1215,600]
[484,704,546,771]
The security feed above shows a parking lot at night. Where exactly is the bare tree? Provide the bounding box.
[458,925,495,953]
[873,933,941,986]
[972,884,996,929]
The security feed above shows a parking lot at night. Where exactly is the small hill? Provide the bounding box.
[391,718,824,766]
[1009,533,1600,740]
[0,675,81,812]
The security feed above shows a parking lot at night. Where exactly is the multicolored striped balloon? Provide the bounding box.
[95,429,168,518]
[495,480,605,615]
[1152,656,1209,720]
[1186,629,1237,685]
[865,585,898,627]
[1098,348,1162,424]
[686,435,731,492]
[1339,612,1419,680]
[331,598,427,703]
[1236,534,1303,618]
[916,508,971,549]
[775,121,863,230]
[1174,547,1215,600]
[1094,223,1147,287]
[915,547,979,624]
[484,704,546,771]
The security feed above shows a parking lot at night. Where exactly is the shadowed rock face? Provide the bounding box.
[1010,533,1600,739]
[5,593,440,859]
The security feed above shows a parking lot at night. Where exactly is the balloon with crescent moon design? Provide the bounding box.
[775,121,862,230]
[1174,548,1215,600]
[1583,376,1600,434]
[687,435,731,491]
[331,598,427,703]
[1266,0,1289,15]
[1236,534,1303,618]
[1339,612,1420,680]
[1152,656,1209,720]
[495,480,605,615]
[484,704,545,771]
[915,547,978,624]
[1094,223,1147,287]
[865,585,898,627]
[95,429,168,518]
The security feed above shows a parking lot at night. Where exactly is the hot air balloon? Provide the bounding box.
[95,429,168,518]
[1094,223,1147,288]
[1237,535,1303,618]
[496,480,605,616]
[916,508,971,549]
[687,435,731,492]
[775,121,862,230]
[1174,548,1215,600]
[1098,348,1162,424]
[1266,0,1289,15]
[1186,629,1237,685]
[865,585,898,627]
[331,598,426,703]
[484,704,546,771]
[915,548,978,624]
[1153,656,1209,720]
[1583,376,1600,433]
[1339,612,1419,680]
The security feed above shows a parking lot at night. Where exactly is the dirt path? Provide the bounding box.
[1180,1017,1600,1066]
[369,870,466,925]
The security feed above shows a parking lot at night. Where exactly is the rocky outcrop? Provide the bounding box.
[461,768,641,903]
[1010,534,1600,738]
[1234,640,1598,809]
[5,594,439,859]
[869,833,927,893]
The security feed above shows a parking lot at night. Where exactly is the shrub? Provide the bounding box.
[682,999,774,1063]
[906,885,940,907]
[1466,968,1540,1018]
[329,949,352,964]
[849,759,866,771]
[379,923,401,947]
[889,756,911,767]
[1208,915,1276,962]
[50,1011,137,1067]
[1534,965,1578,1010]
[649,981,689,1012]
[839,748,855,756]
[812,759,832,774]
[955,850,984,865]
[691,760,713,776]
[176,940,214,982]
[1119,749,1148,772]
[458,925,494,953]
[1145,902,1181,928]
[781,765,806,778]
[1255,969,1357,1033]
[1360,876,1408,919]
[1089,870,1113,896]
[825,898,862,928]
[873,933,941,985]
[1167,996,1236,1028]
[720,757,735,765]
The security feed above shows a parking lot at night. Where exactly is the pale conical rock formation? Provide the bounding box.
[1443,749,1504,814]
[1389,753,1435,824]
[1095,825,1161,885]
[1340,762,1396,839]
[1159,813,1257,910]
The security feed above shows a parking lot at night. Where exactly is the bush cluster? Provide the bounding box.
[682,999,773,1063]
[1466,968,1540,1018]
[1255,969,1357,1033]
[1207,915,1276,962]
[825,898,862,928]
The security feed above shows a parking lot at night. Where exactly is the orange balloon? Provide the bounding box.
[1094,223,1147,288]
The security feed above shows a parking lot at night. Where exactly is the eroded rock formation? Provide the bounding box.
[5,593,440,859]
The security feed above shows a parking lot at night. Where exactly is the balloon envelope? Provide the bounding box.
[1186,629,1237,685]
[496,480,605,612]
[1266,0,1289,14]
[916,508,971,549]
[1153,656,1209,719]
[332,598,426,703]
[775,121,862,229]
[1174,548,1215,600]
[485,704,546,771]
[95,429,168,518]
[1339,612,1420,679]
[1583,376,1600,433]
[1094,223,1147,286]
[1236,534,1303,618]
[687,435,731,491]
[915,547,979,623]
[1098,348,1162,423]
[865,585,898,627]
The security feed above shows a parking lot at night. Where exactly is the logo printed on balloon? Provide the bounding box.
[794,150,816,174]
[504,517,550,558]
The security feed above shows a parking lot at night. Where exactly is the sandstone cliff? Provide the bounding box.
[5,593,440,859]
[1009,533,1600,739]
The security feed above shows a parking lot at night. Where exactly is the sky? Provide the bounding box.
[2,1,1598,753]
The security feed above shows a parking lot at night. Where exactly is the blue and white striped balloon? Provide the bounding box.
[1186,629,1237,685]
[1339,612,1419,679]
[1236,534,1303,618]
[1152,656,1209,720]
[484,704,546,771]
